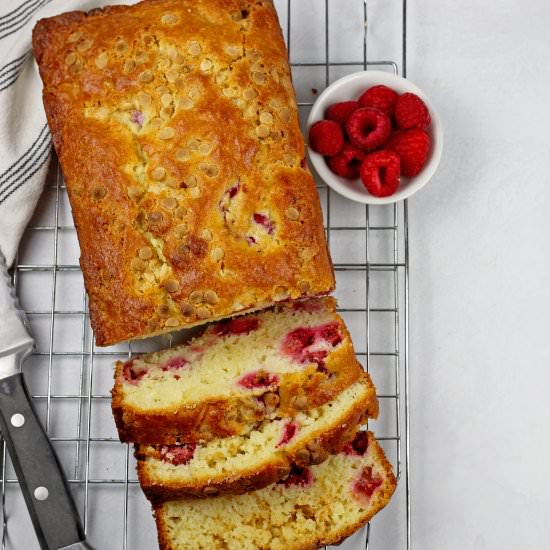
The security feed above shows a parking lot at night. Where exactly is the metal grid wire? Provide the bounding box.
[3,1,410,548]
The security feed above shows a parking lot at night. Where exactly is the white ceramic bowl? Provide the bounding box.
[306,71,443,204]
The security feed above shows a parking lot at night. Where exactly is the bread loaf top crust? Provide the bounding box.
[32,0,334,346]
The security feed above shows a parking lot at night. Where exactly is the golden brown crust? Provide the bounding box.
[153,432,397,550]
[32,0,334,346]
[136,378,376,501]
[111,298,372,445]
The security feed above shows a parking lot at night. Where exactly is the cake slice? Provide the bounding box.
[112,297,369,445]
[154,431,396,550]
[136,376,377,500]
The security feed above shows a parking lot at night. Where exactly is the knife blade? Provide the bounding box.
[0,250,93,550]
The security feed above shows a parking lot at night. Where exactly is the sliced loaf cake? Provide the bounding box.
[154,431,396,550]
[136,375,377,500]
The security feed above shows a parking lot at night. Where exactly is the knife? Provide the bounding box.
[0,250,93,550]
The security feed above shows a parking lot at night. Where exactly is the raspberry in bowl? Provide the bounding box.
[306,71,443,204]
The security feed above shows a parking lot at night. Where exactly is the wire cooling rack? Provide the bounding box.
[4,1,410,548]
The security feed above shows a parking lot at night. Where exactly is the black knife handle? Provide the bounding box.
[0,373,86,550]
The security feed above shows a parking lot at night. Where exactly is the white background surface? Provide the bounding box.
[407,1,550,549]
[6,0,550,549]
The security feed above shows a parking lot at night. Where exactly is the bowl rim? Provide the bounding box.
[306,70,443,205]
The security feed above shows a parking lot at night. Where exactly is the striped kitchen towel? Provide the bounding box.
[0,0,131,267]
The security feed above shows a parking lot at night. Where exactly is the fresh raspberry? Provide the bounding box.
[325,100,360,126]
[358,85,398,115]
[394,92,431,129]
[345,107,391,151]
[327,143,366,179]
[308,120,344,156]
[386,128,431,177]
[359,150,401,198]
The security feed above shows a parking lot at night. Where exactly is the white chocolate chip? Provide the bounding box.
[123,59,136,74]
[137,92,152,107]
[188,41,201,56]
[199,163,219,177]
[164,279,180,292]
[200,58,213,72]
[65,53,77,66]
[177,97,193,110]
[165,317,180,327]
[67,31,82,43]
[204,289,219,304]
[127,186,143,200]
[198,142,212,155]
[139,70,153,83]
[211,247,224,261]
[95,52,108,69]
[185,175,198,188]
[187,138,200,151]
[255,125,270,138]
[200,229,213,241]
[138,246,153,260]
[285,206,300,220]
[77,39,93,52]
[135,51,149,64]
[252,71,265,85]
[224,44,241,58]
[161,93,173,107]
[151,167,166,181]
[188,87,200,100]
[161,13,178,24]
[176,148,190,161]
[115,40,128,54]
[158,127,175,140]
[243,88,257,100]
[162,197,178,209]
[175,223,188,237]
[166,69,179,83]
[150,117,163,129]
[259,111,273,124]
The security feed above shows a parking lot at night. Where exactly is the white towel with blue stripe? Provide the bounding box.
[0,0,131,267]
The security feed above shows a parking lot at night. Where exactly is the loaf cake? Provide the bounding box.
[136,376,377,500]
[32,0,334,346]
[112,297,371,445]
[154,431,396,550]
